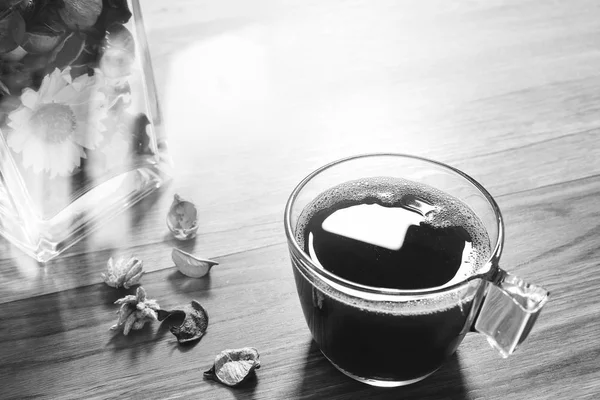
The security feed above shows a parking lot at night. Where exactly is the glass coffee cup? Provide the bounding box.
[284,153,549,387]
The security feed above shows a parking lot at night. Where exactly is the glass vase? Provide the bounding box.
[0,0,171,262]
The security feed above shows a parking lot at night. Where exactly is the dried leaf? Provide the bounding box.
[204,348,261,387]
[172,248,218,278]
[158,300,208,344]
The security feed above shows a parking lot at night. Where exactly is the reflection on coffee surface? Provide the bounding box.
[293,177,491,382]
[297,177,491,290]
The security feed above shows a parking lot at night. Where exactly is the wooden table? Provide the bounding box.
[1,0,599,399]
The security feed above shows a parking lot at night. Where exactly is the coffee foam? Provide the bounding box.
[294,176,492,315]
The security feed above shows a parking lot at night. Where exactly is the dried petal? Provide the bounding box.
[123,260,143,281]
[58,0,103,31]
[101,256,144,289]
[144,299,160,310]
[159,300,208,344]
[114,295,136,305]
[167,194,199,240]
[139,307,157,321]
[123,270,143,289]
[21,30,64,54]
[115,303,134,325]
[204,348,261,387]
[172,248,218,278]
[122,311,138,335]
[0,11,25,54]
[132,319,147,330]
[136,286,147,302]
[1,45,27,62]
[47,31,85,70]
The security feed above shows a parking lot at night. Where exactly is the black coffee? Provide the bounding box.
[293,177,491,382]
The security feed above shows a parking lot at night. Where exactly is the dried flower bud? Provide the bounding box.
[110,286,160,335]
[167,194,199,240]
[172,248,218,278]
[157,300,208,344]
[101,256,144,289]
[204,348,261,387]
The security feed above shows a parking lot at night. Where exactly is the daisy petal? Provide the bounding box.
[22,137,45,173]
[101,131,130,168]
[71,73,95,90]
[7,106,33,131]
[38,68,71,103]
[6,126,33,153]
[73,106,108,150]
[62,67,73,84]
[53,85,82,105]
[69,102,92,122]
[74,129,104,150]
[20,89,39,110]
[47,141,83,177]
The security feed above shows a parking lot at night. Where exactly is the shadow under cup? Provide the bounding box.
[284,154,549,387]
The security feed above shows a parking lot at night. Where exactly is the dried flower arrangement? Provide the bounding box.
[0,0,149,181]
[0,0,168,262]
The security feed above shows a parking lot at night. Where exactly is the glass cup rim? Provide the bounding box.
[284,152,505,296]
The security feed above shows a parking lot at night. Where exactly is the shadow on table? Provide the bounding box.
[203,373,259,400]
[131,185,170,226]
[105,321,166,361]
[166,270,213,297]
[296,341,468,400]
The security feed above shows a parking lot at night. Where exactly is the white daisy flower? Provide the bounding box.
[6,67,109,178]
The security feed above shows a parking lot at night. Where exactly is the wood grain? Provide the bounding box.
[1,0,599,399]
[1,176,599,400]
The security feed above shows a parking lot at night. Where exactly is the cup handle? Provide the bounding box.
[472,269,550,358]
